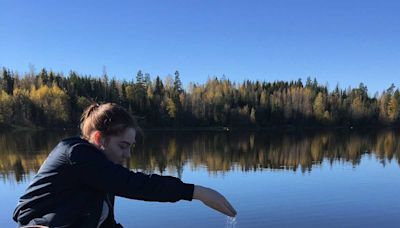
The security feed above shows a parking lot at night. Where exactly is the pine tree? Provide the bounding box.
[1,68,14,95]
[136,70,144,86]
[173,70,183,94]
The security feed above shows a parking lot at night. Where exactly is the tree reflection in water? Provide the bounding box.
[1,129,399,183]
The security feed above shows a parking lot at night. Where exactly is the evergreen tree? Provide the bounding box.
[136,70,144,86]
[173,70,183,94]
[1,68,14,95]
[38,68,49,86]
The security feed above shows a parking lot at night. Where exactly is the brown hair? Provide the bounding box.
[80,103,139,140]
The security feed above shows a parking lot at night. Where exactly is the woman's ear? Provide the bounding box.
[93,131,104,147]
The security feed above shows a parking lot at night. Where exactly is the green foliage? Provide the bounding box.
[0,66,399,128]
[1,68,14,95]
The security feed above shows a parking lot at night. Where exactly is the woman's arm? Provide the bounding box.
[70,144,237,216]
[193,185,237,217]
[69,144,193,202]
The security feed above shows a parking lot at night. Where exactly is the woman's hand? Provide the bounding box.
[193,185,237,217]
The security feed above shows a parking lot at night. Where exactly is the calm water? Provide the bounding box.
[1,129,400,227]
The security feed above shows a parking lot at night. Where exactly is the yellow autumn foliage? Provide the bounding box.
[30,84,69,122]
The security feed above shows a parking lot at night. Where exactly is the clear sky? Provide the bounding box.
[1,0,399,94]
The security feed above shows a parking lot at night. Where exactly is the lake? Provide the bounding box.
[1,129,400,227]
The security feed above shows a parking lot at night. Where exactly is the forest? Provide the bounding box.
[0,67,399,128]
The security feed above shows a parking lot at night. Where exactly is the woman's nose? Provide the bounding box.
[124,150,131,159]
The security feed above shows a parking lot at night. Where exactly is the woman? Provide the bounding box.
[13,103,236,227]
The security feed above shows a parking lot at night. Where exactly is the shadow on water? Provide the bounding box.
[1,128,399,183]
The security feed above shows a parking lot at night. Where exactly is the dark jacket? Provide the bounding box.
[13,136,194,227]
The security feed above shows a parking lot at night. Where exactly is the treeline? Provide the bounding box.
[0,67,399,128]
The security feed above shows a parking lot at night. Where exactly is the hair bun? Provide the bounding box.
[86,103,100,117]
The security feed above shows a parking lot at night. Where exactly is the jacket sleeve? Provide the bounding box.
[68,144,194,202]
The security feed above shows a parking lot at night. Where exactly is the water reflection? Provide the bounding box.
[1,129,399,183]
[132,129,400,174]
[0,130,73,183]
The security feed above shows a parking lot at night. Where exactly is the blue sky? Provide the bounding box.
[1,0,399,94]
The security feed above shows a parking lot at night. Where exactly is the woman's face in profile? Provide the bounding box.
[102,127,136,165]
